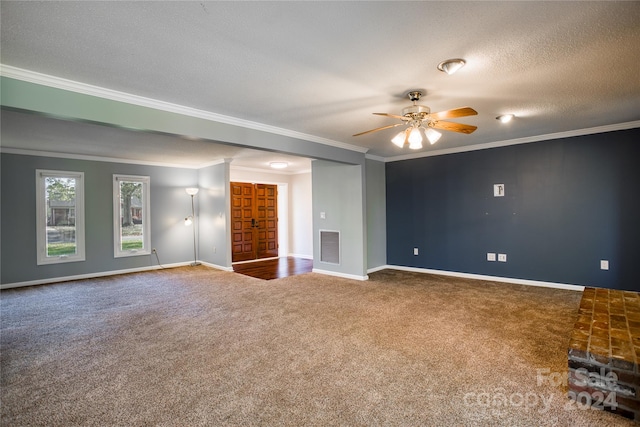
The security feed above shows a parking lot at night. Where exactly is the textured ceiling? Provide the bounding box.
[1,1,639,168]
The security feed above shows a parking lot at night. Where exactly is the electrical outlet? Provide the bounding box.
[600,260,609,270]
[487,253,496,261]
[498,253,507,262]
[413,247,419,256]
[152,248,157,254]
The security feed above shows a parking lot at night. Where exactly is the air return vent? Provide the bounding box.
[320,230,340,264]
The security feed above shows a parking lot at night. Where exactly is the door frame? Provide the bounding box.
[230,180,288,260]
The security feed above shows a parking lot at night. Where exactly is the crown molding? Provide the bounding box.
[0,147,206,169]
[194,158,228,169]
[0,147,312,173]
[230,164,311,175]
[0,64,368,154]
[384,120,640,163]
[365,153,386,162]
[5,64,635,164]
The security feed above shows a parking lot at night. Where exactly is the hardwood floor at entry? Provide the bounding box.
[233,257,313,280]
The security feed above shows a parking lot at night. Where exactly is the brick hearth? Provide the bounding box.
[568,287,640,421]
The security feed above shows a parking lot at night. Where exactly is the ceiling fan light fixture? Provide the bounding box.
[355,91,477,149]
[425,128,442,144]
[497,114,514,123]
[437,58,466,75]
[391,130,408,148]
[408,139,423,150]
[408,127,423,149]
[269,161,288,169]
[408,127,422,144]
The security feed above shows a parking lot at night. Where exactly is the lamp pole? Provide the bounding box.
[185,188,201,266]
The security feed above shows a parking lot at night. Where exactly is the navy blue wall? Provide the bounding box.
[386,128,640,291]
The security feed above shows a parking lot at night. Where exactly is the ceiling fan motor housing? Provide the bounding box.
[402,104,431,120]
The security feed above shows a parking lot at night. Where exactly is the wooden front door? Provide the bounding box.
[231,182,278,263]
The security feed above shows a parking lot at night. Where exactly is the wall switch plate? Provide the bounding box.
[487,253,496,261]
[498,253,507,262]
[413,247,419,256]
[600,260,609,270]
[320,212,326,219]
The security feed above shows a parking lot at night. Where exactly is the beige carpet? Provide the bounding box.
[1,267,634,426]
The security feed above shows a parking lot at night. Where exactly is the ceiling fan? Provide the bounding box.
[353,91,478,149]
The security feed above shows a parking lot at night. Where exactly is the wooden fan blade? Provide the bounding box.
[373,112,410,121]
[353,123,404,137]
[431,121,477,134]
[430,107,477,121]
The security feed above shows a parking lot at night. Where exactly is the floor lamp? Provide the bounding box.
[184,187,201,266]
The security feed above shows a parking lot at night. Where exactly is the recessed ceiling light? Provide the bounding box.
[496,114,514,123]
[270,162,288,169]
[437,58,466,75]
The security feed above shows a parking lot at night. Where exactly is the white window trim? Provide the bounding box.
[113,174,151,258]
[36,169,85,265]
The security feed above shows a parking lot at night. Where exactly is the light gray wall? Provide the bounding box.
[1,77,371,283]
[1,153,198,285]
[365,158,386,270]
[198,161,230,268]
[312,160,366,278]
[2,155,372,285]
[289,172,313,258]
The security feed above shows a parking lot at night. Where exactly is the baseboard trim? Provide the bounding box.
[288,253,314,260]
[2,262,582,291]
[0,260,232,289]
[366,264,388,274]
[373,265,585,292]
[312,268,369,281]
[199,261,234,272]
[231,257,279,265]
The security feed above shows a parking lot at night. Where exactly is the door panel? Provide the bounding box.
[231,182,278,262]
[255,184,279,259]
[231,182,256,262]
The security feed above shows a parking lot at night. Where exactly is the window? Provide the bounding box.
[36,170,85,265]
[113,175,150,257]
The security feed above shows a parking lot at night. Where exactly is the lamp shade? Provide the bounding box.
[408,127,423,149]
[391,130,407,148]
[425,128,442,144]
[185,187,199,196]
[408,140,423,150]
